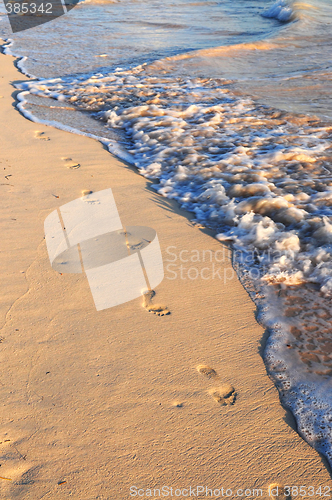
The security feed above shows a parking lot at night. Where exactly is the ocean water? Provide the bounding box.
[2,0,332,468]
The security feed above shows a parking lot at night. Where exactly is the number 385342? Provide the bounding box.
[284,486,331,497]
[5,3,53,14]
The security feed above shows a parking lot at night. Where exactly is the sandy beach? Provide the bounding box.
[0,43,331,500]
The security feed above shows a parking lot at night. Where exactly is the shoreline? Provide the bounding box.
[0,43,331,498]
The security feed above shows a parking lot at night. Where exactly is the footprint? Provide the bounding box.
[196,364,218,379]
[61,157,80,169]
[172,401,184,408]
[208,384,236,406]
[34,131,50,141]
[142,290,170,316]
[0,438,32,484]
[268,484,290,500]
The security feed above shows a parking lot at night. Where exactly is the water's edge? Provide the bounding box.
[3,37,332,476]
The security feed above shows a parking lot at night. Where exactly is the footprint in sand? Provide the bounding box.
[196,364,218,379]
[196,364,236,405]
[209,384,236,406]
[142,290,170,316]
[61,157,81,169]
[0,438,33,483]
[172,401,184,408]
[34,131,50,141]
[268,484,290,500]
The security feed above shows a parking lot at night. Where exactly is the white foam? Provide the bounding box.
[261,0,294,22]
[1,39,37,78]
[16,90,134,163]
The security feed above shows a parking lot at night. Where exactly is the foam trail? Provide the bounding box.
[1,39,37,78]
[16,90,134,163]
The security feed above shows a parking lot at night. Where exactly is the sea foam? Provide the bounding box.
[261,0,294,22]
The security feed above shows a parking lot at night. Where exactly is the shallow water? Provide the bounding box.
[0,0,281,77]
[2,0,332,468]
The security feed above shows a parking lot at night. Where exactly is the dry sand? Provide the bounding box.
[0,45,331,499]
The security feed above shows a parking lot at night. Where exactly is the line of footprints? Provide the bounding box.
[35,129,172,317]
